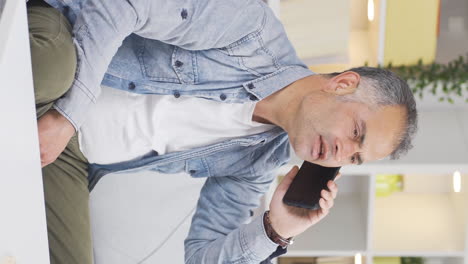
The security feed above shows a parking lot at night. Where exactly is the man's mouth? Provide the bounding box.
[318,136,328,160]
[312,135,326,160]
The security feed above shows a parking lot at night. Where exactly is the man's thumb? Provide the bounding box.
[278,165,299,191]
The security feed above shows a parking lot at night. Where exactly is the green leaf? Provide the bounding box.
[400,54,468,105]
[431,83,437,95]
[443,83,449,94]
[387,61,393,69]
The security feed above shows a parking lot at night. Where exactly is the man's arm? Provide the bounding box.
[184,166,340,263]
[38,0,149,167]
[39,0,266,167]
[53,0,150,130]
[54,0,266,130]
[184,173,278,263]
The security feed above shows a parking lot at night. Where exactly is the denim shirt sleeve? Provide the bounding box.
[52,0,266,130]
[184,174,279,263]
[52,0,150,130]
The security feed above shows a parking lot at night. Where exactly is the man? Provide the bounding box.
[28,0,418,263]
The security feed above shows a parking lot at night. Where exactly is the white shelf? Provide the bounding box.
[273,170,467,264]
[372,252,466,257]
[374,193,466,252]
[373,174,467,254]
[287,176,370,254]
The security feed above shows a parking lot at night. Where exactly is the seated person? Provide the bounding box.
[27,0,418,263]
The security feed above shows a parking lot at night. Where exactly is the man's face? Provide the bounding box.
[288,93,406,167]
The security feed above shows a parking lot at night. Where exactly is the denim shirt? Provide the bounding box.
[44,0,315,262]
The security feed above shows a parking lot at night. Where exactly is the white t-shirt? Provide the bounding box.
[77,86,276,164]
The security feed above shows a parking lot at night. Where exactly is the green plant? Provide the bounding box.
[368,54,468,104]
[401,257,424,264]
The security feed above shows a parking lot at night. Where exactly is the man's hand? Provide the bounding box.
[37,109,76,167]
[269,166,341,238]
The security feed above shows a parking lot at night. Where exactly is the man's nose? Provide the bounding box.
[335,139,359,162]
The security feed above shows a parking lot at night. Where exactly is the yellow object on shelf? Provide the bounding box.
[376,174,404,197]
[374,257,401,264]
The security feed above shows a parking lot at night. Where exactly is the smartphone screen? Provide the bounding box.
[282,161,341,210]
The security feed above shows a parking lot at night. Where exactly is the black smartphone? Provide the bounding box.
[282,161,341,210]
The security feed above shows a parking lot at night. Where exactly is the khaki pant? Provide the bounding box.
[28,3,93,264]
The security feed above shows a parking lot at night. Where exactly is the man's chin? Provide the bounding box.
[291,144,312,162]
[293,148,325,166]
[299,155,342,167]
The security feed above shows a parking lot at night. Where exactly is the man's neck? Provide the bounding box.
[252,74,325,131]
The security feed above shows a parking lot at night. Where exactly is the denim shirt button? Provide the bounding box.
[174,91,181,98]
[128,82,136,90]
[247,83,255,89]
[175,60,184,67]
[249,94,257,101]
[220,94,227,101]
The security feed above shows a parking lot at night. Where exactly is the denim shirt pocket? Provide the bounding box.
[138,39,181,83]
[172,47,198,84]
[224,17,280,77]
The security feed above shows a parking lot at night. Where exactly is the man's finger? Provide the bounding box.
[319,198,330,213]
[321,189,332,201]
[278,166,299,192]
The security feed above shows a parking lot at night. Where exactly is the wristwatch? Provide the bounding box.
[263,210,294,249]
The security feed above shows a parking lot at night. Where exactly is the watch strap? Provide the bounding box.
[263,210,294,248]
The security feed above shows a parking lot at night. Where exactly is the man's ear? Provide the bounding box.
[323,71,361,96]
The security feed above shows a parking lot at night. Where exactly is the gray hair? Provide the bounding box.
[327,67,418,160]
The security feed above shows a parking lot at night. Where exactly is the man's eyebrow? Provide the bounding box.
[357,120,367,165]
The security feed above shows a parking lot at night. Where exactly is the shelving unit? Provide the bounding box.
[291,175,370,255]
[271,172,467,264]
[373,182,466,253]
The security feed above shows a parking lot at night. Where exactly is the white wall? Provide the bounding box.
[0,1,50,263]
[279,0,350,65]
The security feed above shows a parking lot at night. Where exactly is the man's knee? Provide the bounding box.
[28,6,76,105]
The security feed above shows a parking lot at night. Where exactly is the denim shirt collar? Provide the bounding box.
[242,66,312,101]
[87,126,289,191]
